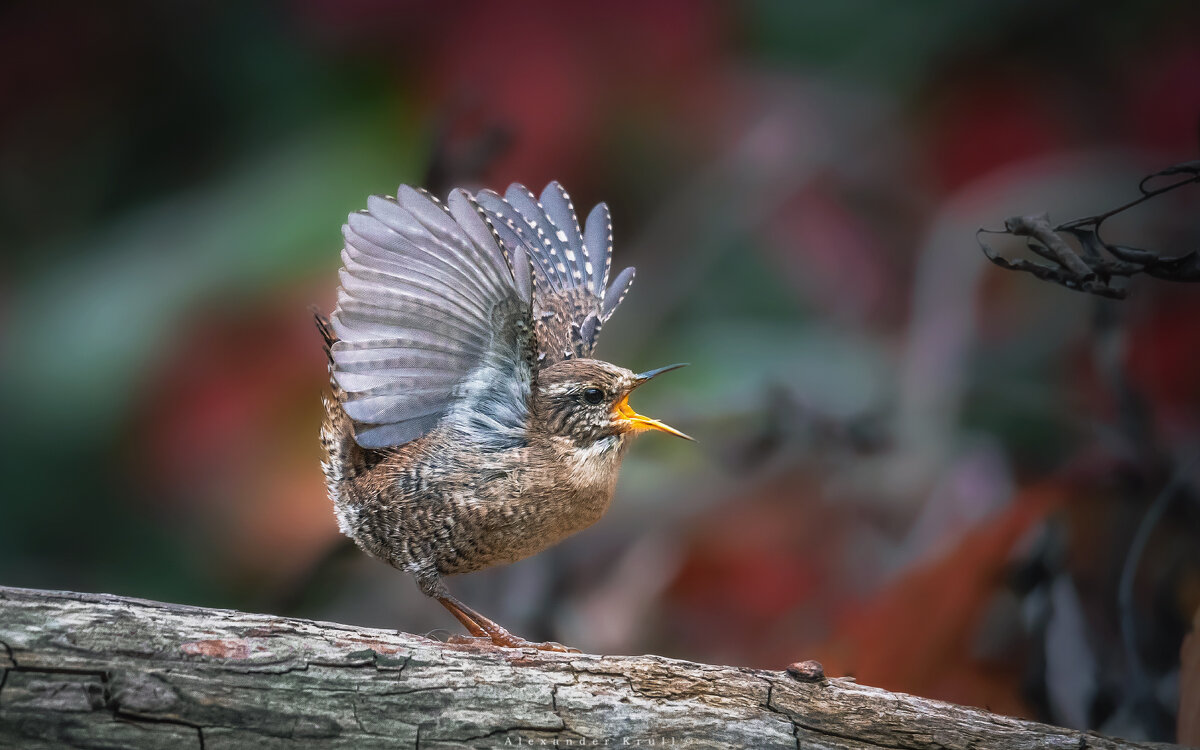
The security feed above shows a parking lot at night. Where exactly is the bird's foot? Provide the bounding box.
[488,632,580,653]
[445,633,580,653]
[435,594,581,652]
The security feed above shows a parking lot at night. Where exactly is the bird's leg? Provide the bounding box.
[435,596,488,637]
[414,569,489,639]
[435,594,579,653]
[417,569,578,652]
[414,568,488,639]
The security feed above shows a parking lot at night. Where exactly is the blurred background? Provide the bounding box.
[2,0,1199,742]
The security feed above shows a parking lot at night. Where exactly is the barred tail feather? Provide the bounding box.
[315,309,378,538]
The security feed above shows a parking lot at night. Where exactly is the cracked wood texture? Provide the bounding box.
[0,587,1174,749]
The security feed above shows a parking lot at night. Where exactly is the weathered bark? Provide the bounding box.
[0,586,1175,749]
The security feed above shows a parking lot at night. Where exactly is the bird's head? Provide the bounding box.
[533,360,691,448]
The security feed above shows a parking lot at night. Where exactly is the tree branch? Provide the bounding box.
[977,160,1200,298]
[0,586,1175,749]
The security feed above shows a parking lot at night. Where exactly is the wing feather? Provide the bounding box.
[584,202,613,292]
[327,180,626,449]
[503,184,576,289]
[330,186,534,449]
[602,266,636,319]
[539,182,590,289]
[477,181,635,365]
[355,416,442,450]
[476,189,560,290]
[346,212,504,302]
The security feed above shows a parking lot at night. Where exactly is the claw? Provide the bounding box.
[436,594,581,652]
[493,635,580,653]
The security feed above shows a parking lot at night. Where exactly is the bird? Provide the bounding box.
[317,180,691,651]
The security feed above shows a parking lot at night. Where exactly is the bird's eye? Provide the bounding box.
[582,387,605,405]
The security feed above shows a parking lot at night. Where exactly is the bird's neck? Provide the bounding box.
[548,433,629,495]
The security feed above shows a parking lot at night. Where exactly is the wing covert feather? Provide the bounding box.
[476,181,635,365]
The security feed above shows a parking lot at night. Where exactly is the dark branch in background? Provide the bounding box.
[1117,455,1199,714]
[728,383,889,473]
[977,161,1200,299]
[975,158,1200,737]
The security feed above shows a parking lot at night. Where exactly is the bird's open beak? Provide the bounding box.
[614,363,693,440]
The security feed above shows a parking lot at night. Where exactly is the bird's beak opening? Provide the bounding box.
[614,363,693,440]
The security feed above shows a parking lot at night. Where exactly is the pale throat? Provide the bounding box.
[560,434,628,490]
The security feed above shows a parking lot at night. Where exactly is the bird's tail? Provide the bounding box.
[313,308,376,532]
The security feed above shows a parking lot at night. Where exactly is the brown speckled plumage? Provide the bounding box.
[318,182,688,650]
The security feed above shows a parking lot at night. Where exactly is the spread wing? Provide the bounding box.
[475,182,635,367]
[329,186,534,449]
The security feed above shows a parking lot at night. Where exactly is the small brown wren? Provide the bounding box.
[318,181,690,651]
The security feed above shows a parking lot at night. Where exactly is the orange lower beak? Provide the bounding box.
[615,395,693,440]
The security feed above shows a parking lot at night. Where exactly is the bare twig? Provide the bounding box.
[977,161,1200,298]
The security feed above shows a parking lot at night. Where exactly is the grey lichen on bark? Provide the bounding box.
[0,586,1176,749]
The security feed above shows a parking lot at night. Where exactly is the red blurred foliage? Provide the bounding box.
[1120,41,1200,156]
[766,184,895,323]
[664,479,1065,718]
[129,283,338,578]
[926,75,1071,193]
[1124,291,1200,440]
[425,1,729,187]
[925,31,1200,194]
[665,473,844,662]
[295,0,731,189]
[813,485,1063,718]
[134,294,323,485]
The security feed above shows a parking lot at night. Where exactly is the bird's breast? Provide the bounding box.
[472,434,627,559]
